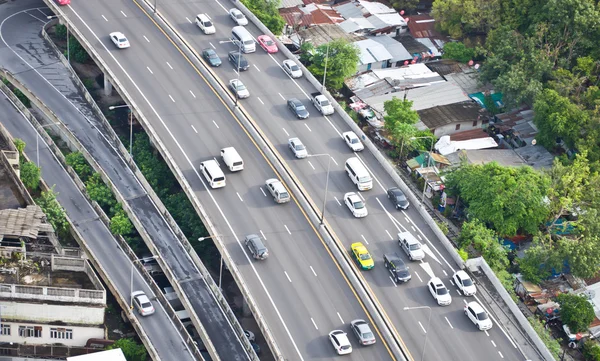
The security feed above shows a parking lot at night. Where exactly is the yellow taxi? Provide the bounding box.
[350,242,374,270]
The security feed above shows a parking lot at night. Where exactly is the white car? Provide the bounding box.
[427,277,452,306]
[288,137,307,159]
[282,59,302,78]
[131,291,155,316]
[110,32,130,49]
[464,301,493,331]
[453,270,477,296]
[229,8,248,26]
[328,330,352,355]
[343,131,364,152]
[344,192,368,218]
[229,79,249,99]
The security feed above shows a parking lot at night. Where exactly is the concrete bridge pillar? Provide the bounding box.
[103,75,112,96]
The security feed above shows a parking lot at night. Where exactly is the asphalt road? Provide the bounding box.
[0,2,247,360]
[0,83,195,361]
[50,0,533,360]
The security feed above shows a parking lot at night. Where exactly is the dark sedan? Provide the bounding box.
[228,51,249,71]
[202,48,221,67]
[287,98,309,119]
[387,187,410,210]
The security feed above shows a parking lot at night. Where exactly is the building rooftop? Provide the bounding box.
[0,205,55,240]
[279,0,305,9]
[418,101,484,129]
[298,24,364,46]
[407,14,442,38]
[368,35,411,62]
[339,17,376,33]
[446,149,527,167]
[354,38,393,64]
[368,12,407,31]
[435,136,499,156]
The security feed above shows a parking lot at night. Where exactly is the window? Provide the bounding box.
[18,325,42,338]
[455,124,461,131]
[50,327,73,340]
[472,120,478,127]
[0,324,10,336]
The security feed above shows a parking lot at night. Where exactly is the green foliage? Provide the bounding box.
[435,220,449,235]
[65,152,93,182]
[445,162,550,236]
[442,42,475,63]
[163,193,207,245]
[299,42,314,64]
[106,338,147,361]
[86,173,116,214]
[36,188,70,237]
[583,341,600,361]
[458,219,509,272]
[82,78,95,92]
[55,23,67,39]
[68,35,90,63]
[13,138,26,156]
[495,268,517,301]
[557,293,595,333]
[240,0,285,35]
[457,248,469,261]
[519,235,559,283]
[20,161,41,191]
[306,39,360,90]
[482,93,500,115]
[110,204,133,236]
[389,0,419,11]
[431,0,501,38]
[528,316,562,359]
[382,97,420,150]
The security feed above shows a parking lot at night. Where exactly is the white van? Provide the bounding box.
[200,160,226,188]
[195,14,215,34]
[345,157,372,191]
[231,26,255,53]
[221,147,244,172]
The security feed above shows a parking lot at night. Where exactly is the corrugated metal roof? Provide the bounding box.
[418,101,482,129]
[368,35,411,61]
[334,1,365,18]
[0,205,55,239]
[416,38,441,57]
[357,0,395,14]
[339,17,375,33]
[368,13,406,30]
[354,39,393,64]
[279,0,305,9]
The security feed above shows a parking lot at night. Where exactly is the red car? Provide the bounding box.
[56,0,71,5]
[257,35,278,54]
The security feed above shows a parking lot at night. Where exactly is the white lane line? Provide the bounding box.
[389,276,397,287]
[411,225,416,232]
[311,318,318,330]
[357,192,365,202]
[279,93,285,100]
[284,225,291,234]
[361,234,368,245]
[189,90,196,98]
[404,216,410,223]
[442,269,448,276]
[417,234,422,241]
[484,330,490,337]
[186,17,192,23]
[284,271,292,283]
[146,66,153,74]
[474,294,518,349]
[214,0,228,12]
[334,197,341,206]
[206,14,212,19]
[491,340,496,348]
[449,279,455,285]
[143,35,150,43]
[456,289,462,296]
[236,192,243,202]
[260,230,267,240]
[498,351,504,359]
[101,15,108,22]
[282,128,289,136]
[253,64,261,72]
[418,321,426,334]
[191,125,198,133]
[304,123,312,132]
[260,187,266,197]
[385,230,393,240]
[120,10,127,17]
[414,271,423,282]
[307,161,315,170]
[257,97,264,105]
[331,157,338,166]
[445,317,453,329]
[166,62,173,70]
[169,94,175,102]
[212,120,219,129]
[210,42,216,49]
[337,312,344,324]
[310,266,317,277]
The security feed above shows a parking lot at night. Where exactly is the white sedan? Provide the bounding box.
[465,301,493,330]
[427,277,452,306]
[344,192,368,218]
[131,290,155,316]
[343,131,364,152]
[328,330,352,355]
[229,8,248,26]
[288,137,307,158]
[110,32,130,49]
[229,79,249,99]
[453,270,477,296]
[282,59,302,78]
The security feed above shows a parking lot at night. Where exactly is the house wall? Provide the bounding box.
[432,120,483,137]
[0,322,104,347]
[358,60,394,73]
[1,301,105,325]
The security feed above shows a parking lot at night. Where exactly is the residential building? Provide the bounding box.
[334,0,408,36]
[416,100,487,137]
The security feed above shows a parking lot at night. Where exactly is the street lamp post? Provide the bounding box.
[47,15,69,63]
[403,305,432,361]
[219,40,243,107]
[198,236,225,290]
[109,105,133,158]
[130,255,158,309]
[36,122,62,166]
[322,43,329,92]
[307,153,332,224]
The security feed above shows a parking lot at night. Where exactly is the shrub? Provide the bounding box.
[20,161,41,191]
[457,248,469,261]
[435,220,449,235]
[55,23,67,39]
[528,316,561,359]
[36,188,70,237]
[65,152,93,182]
[583,341,600,361]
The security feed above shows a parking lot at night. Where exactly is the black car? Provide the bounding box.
[202,48,221,67]
[287,98,309,119]
[228,51,249,71]
[244,234,268,260]
[387,187,410,210]
[383,253,411,283]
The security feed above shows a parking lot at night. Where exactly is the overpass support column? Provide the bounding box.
[103,75,112,96]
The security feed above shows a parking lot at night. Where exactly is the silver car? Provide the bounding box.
[229,79,249,99]
[288,137,307,158]
[131,290,155,316]
[245,234,268,260]
[282,59,302,78]
[350,319,376,346]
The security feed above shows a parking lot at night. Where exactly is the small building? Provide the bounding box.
[416,101,487,137]
[334,0,408,36]
[354,38,393,72]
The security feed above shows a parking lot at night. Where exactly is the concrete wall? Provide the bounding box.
[0,300,104,325]
[0,283,105,305]
[431,120,483,137]
[0,322,104,347]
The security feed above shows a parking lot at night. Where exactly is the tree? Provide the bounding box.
[389,0,419,12]
[86,173,116,214]
[307,39,360,90]
[431,0,501,38]
[110,205,134,236]
[106,338,147,361]
[519,234,562,283]
[382,97,421,153]
[20,161,41,191]
[240,0,286,35]
[458,219,509,272]
[36,188,70,237]
[533,89,588,149]
[583,341,600,361]
[442,42,475,63]
[65,152,93,182]
[557,293,595,333]
[13,138,26,156]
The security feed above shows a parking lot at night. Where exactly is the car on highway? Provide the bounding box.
[228,51,249,71]
[387,187,409,210]
[350,242,374,270]
[229,8,248,26]
[55,0,70,5]
[202,48,221,67]
[344,192,368,218]
[398,231,424,261]
[350,319,376,346]
[257,35,278,53]
[195,13,215,34]
[328,330,352,355]
[131,290,155,316]
[265,178,290,203]
[229,79,249,99]
[464,301,493,330]
[453,270,477,296]
[287,98,309,119]
[110,32,130,49]
[244,330,255,342]
[244,234,268,260]
[427,277,452,306]
[383,253,411,283]
[288,137,307,159]
[282,59,302,78]
[343,131,364,152]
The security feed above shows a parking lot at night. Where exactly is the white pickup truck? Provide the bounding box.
[310,92,335,116]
